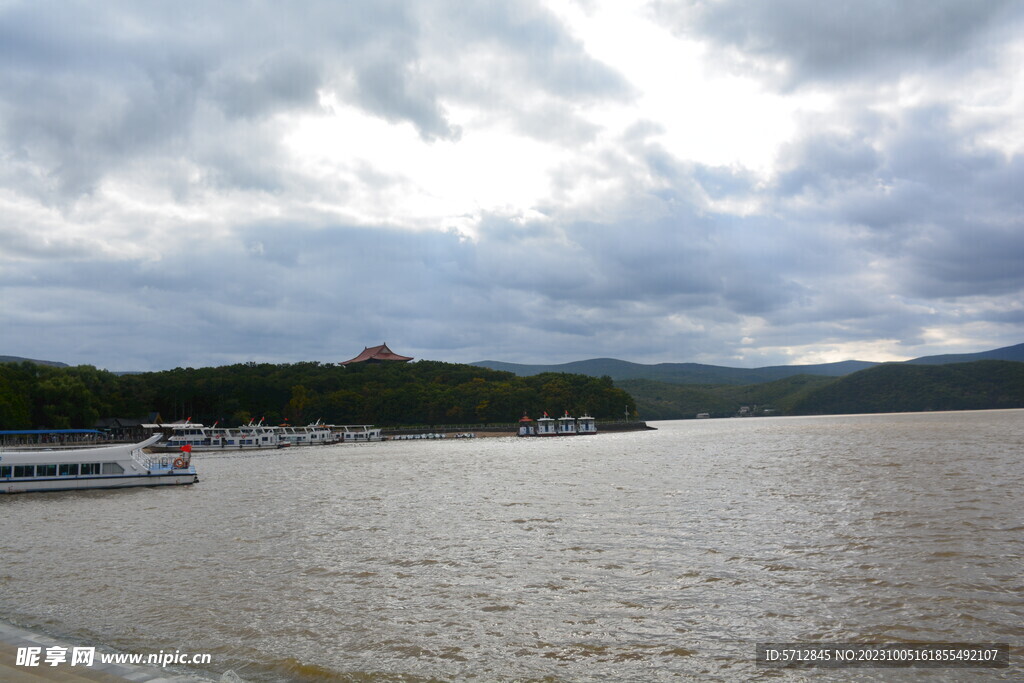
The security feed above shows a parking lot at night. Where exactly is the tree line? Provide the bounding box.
[0,360,636,430]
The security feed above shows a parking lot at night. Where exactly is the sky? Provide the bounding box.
[1,0,1022,371]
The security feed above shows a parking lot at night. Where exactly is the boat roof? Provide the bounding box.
[0,429,103,435]
[0,433,162,461]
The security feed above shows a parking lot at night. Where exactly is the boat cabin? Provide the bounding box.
[536,415,557,436]
[558,413,577,435]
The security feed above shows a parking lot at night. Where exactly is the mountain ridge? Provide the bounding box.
[472,342,1024,385]
[0,355,69,368]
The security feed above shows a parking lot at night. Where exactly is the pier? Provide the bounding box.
[383,420,654,439]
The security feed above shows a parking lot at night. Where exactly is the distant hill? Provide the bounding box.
[619,374,835,420]
[473,342,1023,385]
[621,359,1024,420]
[0,355,69,368]
[474,358,877,385]
[789,360,1024,415]
[902,342,1024,365]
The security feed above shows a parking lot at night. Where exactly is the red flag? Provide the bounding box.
[180,444,192,453]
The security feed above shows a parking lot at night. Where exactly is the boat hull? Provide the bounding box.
[2,472,198,494]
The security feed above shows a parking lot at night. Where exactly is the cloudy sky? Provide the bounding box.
[1,1,1022,371]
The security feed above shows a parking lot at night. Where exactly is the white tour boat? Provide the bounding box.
[518,413,597,437]
[518,415,537,436]
[0,434,198,494]
[279,422,334,447]
[332,425,383,443]
[536,413,558,436]
[558,412,578,435]
[150,421,283,452]
[576,415,597,434]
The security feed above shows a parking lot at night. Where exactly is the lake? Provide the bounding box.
[2,410,1021,681]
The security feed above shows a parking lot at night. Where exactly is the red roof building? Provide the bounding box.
[341,343,414,365]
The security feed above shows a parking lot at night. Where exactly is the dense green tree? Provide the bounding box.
[0,369,32,428]
[0,359,637,429]
[35,373,101,429]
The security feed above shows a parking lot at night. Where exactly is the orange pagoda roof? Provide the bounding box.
[341,343,414,365]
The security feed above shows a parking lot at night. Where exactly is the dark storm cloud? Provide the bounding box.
[0,211,756,367]
[774,131,881,197]
[212,56,322,121]
[1,188,1018,369]
[654,0,1022,87]
[769,105,1024,302]
[0,225,458,369]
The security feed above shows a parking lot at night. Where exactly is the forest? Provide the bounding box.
[620,360,1024,419]
[0,360,636,430]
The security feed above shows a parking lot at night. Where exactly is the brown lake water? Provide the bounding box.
[2,410,1022,681]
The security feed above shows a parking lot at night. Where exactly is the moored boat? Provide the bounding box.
[536,413,558,436]
[518,415,537,436]
[149,421,283,452]
[518,412,598,437]
[331,425,383,443]
[576,414,597,434]
[558,412,578,435]
[0,434,198,493]
[279,422,334,447]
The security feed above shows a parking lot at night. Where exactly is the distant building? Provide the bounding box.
[341,343,414,366]
[95,413,163,441]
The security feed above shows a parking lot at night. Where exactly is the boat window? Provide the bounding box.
[37,464,57,477]
[13,465,34,477]
[59,464,78,476]
[0,465,10,477]
[101,462,124,474]
[80,463,101,475]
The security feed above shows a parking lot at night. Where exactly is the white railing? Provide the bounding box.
[130,447,156,472]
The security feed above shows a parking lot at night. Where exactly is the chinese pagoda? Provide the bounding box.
[341,343,414,365]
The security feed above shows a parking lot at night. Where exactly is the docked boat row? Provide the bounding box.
[0,419,384,494]
[2,411,598,494]
[147,421,383,452]
[518,413,597,436]
[0,434,198,494]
